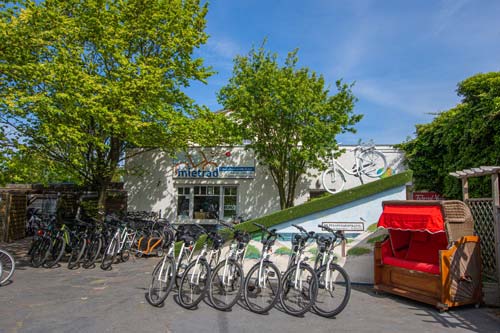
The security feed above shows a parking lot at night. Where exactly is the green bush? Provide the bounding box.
[347,246,371,256]
[245,244,261,259]
[275,246,292,256]
[367,223,378,232]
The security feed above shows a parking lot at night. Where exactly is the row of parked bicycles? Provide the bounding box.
[146,220,351,317]
[28,210,169,270]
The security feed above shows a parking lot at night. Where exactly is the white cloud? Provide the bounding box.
[355,78,460,118]
[433,0,471,35]
[207,37,243,59]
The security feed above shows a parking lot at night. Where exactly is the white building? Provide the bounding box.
[125,145,406,224]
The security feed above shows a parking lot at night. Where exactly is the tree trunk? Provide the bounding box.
[96,182,108,221]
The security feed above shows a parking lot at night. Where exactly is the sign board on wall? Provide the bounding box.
[322,222,364,231]
[412,192,444,200]
[173,147,256,179]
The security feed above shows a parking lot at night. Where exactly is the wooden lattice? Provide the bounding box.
[467,199,498,282]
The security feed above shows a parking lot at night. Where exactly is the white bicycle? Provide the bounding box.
[321,142,387,194]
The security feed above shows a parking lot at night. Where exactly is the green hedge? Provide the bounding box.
[175,170,412,253]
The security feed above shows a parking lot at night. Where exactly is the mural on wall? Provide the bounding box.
[173,148,256,179]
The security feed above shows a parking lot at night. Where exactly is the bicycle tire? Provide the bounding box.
[313,263,351,317]
[31,238,50,268]
[82,236,102,269]
[243,261,282,314]
[279,263,318,316]
[208,259,244,311]
[178,259,211,309]
[43,236,66,268]
[321,168,346,194]
[359,150,387,178]
[147,256,176,307]
[101,237,118,270]
[68,237,86,269]
[0,249,16,285]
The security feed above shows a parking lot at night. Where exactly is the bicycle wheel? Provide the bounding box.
[82,236,102,269]
[101,237,118,270]
[243,261,282,314]
[313,263,351,317]
[31,238,50,268]
[208,259,244,311]
[0,249,15,285]
[359,150,387,178]
[68,237,86,269]
[280,263,318,316]
[178,259,211,309]
[43,236,66,268]
[321,168,346,194]
[147,256,176,307]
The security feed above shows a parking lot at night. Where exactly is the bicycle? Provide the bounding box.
[313,224,351,317]
[243,222,282,314]
[321,142,387,194]
[208,221,250,311]
[0,248,15,285]
[279,224,318,316]
[146,223,198,307]
[177,224,224,309]
[100,217,138,270]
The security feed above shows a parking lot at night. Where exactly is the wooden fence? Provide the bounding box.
[0,192,27,242]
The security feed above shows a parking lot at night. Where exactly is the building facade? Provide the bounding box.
[125,145,406,224]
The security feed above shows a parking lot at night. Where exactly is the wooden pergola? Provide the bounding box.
[450,166,500,202]
[450,166,500,306]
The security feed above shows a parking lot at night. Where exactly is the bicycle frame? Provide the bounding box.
[327,146,371,177]
[319,238,342,291]
[257,245,273,289]
[189,244,219,285]
[221,241,247,285]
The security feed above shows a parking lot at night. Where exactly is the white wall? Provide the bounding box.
[124,145,406,222]
[274,185,407,235]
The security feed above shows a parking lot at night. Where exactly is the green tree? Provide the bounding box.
[0,0,223,215]
[398,72,500,198]
[218,45,360,209]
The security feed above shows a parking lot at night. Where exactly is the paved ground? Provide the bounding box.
[1,239,499,333]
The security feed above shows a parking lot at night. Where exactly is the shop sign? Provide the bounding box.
[173,148,255,179]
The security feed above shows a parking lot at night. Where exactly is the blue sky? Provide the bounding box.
[185,0,500,144]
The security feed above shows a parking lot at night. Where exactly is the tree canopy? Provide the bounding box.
[397,72,500,198]
[218,45,360,209]
[0,0,224,210]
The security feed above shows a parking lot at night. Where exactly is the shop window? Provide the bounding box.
[177,187,190,218]
[176,186,237,221]
[193,186,220,220]
[223,186,238,219]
